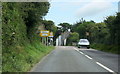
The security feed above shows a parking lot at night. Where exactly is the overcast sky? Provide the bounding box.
[45,0,119,25]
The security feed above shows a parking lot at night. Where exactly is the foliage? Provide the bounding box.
[114,13,120,45]
[2,41,54,72]
[104,15,116,44]
[104,13,120,45]
[2,2,50,47]
[66,32,79,46]
[69,32,79,42]
[90,23,109,44]
[2,2,55,72]
[91,43,119,54]
[58,23,71,32]
[72,22,95,39]
[72,13,120,54]
[42,20,57,34]
[20,2,50,40]
[72,20,111,44]
[2,3,28,48]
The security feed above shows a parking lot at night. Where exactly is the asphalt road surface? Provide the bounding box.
[31,46,119,73]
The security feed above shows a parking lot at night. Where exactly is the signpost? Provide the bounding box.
[40,30,54,46]
[40,30,49,46]
[40,30,49,37]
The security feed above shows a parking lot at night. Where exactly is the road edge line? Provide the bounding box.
[96,62,115,73]
[85,55,93,60]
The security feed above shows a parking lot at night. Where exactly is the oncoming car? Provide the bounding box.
[77,39,90,49]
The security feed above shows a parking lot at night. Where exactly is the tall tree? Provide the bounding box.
[42,20,57,34]
[104,16,116,44]
[67,32,79,45]
[58,23,71,32]
[113,13,120,45]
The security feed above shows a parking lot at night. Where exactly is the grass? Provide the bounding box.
[91,43,119,54]
[2,3,54,72]
[2,41,55,72]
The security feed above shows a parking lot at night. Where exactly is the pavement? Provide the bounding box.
[31,46,119,73]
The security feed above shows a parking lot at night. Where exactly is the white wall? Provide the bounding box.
[56,35,62,46]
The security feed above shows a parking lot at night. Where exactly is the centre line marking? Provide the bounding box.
[73,47,79,51]
[85,55,92,59]
[73,47,85,54]
[79,51,84,54]
[96,62,115,73]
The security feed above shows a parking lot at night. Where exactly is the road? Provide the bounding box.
[31,46,119,73]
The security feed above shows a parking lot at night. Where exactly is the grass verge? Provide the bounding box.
[91,43,119,54]
[2,41,55,72]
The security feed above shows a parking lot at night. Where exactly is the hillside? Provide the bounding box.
[2,2,54,72]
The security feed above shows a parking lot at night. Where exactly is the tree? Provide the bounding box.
[90,23,109,44]
[73,21,95,39]
[58,23,71,32]
[2,2,50,47]
[104,15,116,44]
[67,32,79,45]
[42,20,57,34]
[72,20,109,44]
[113,13,120,45]
[19,2,50,39]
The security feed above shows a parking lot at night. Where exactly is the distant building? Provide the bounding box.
[56,35,62,46]
[118,1,120,12]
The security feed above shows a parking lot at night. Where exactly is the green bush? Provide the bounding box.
[2,41,54,72]
[2,2,54,72]
[91,43,119,54]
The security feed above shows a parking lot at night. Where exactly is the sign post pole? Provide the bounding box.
[40,30,49,45]
[44,37,46,45]
[47,37,48,46]
[40,30,54,46]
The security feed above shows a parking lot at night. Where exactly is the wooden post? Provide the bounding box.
[46,37,48,46]
[45,37,46,45]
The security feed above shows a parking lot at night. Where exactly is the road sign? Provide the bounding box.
[49,32,54,37]
[40,30,49,37]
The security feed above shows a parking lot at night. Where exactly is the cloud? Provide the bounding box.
[50,0,119,2]
[75,0,113,17]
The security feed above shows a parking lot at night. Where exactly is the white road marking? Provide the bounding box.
[73,47,79,51]
[74,47,116,73]
[85,55,93,60]
[74,47,93,60]
[79,51,84,54]
[79,49,98,51]
[96,62,115,73]
[73,47,85,54]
